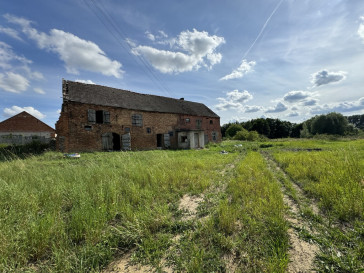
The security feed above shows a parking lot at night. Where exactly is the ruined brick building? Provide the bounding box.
[56,80,221,152]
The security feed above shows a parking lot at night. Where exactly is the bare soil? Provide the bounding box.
[103,250,152,273]
[265,153,320,272]
[178,194,204,221]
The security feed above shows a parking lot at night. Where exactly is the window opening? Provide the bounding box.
[132,114,143,126]
[196,119,202,129]
[181,136,188,143]
[96,110,103,124]
[212,131,218,141]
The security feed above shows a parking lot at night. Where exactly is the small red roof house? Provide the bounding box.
[0,111,55,145]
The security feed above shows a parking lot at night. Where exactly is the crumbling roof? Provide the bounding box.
[0,111,55,133]
[63,80,219,118]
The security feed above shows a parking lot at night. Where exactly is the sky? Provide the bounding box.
[0,0,364,128]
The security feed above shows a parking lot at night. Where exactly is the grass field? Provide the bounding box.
[0,139,363,272]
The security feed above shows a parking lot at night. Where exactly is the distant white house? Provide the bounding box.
[0,111,55,145]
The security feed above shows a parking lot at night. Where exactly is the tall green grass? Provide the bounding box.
[167,151,288,272]
[273,148,364,221]
[0,150,235,272]
[226,151,288,272]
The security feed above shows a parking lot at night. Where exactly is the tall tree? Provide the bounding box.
[311,112,349,135]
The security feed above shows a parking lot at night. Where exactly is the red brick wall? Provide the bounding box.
[178,114,221,142]
[56,102,221,152]
[0,111,55,136]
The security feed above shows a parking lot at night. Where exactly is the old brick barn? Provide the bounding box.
[56,80,221,152]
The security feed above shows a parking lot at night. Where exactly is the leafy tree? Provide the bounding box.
[247,131,260,141]
[233,128,249,140]
[311,112,349,135]
[225,124,243,138]
[250,118,271,137]
[300,123,312,138]
[234,129,260,141]
[221,123,233,138]
[273,119,292,138]
[347,114,364,130]
[291,123,303,138]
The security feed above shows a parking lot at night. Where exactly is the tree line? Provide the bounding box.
[222,113,364,139]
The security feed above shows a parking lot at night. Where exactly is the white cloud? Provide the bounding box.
[358,16,364,42]
[0,25,22,40]
[158,30,168,38]
[132,46,198,73]
[33,87,45,94]
[0,42,43,81]
[30,71,44,80]
[244,105,263,113]
[0,41,31,69]
[0,42,43,94]
[132,29,225,73]
[126,38,137,47]
[220,59,256,81]
[287,111,299,117]
[3,106,45,119]
[265,102,288,113]
[310,97,364,114]
[283,90,311,103]
[5,14,124,78]
[302,98,318,106]
[215,90,253,111]
[145,30,168,42]
[311,69,346,87]
[75,79,95,84]
[0,72,29,93]
[226,89,253,103]
[145,31,155,41]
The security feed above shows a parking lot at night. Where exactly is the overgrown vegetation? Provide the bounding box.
[0,149,235,272]
[273,148,363,221]
[0,140,54,161]
[0,139,363,272]
[222,113,364,139]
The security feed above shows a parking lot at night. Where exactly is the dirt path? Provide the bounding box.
[262,152,320,273]
[104,159,239,273]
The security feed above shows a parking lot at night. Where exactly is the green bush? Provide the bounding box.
[233,128,249,140]
[0,140,53,161]
[225,124,243,138]
[233,129,260,141]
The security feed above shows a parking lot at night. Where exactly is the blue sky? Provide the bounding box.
[0,0,363,127]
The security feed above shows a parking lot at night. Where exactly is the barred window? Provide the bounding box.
[132,114,143,126]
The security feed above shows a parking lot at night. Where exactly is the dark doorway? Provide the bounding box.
[157,134,163,147]
[112,133,121,150]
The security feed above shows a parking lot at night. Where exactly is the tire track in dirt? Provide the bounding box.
[262,152,319,273]
[104,157,240,273]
